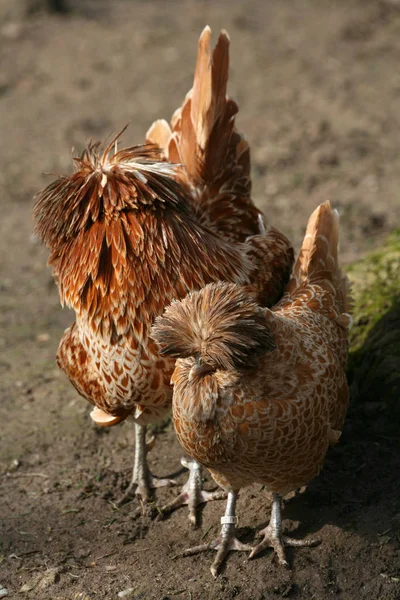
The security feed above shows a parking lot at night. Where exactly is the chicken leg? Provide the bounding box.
[117,423,176,505]
[249,493,320,565]
[178,491,252,577]
[159,458,226,526]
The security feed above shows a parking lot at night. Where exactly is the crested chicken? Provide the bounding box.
[152,201,352,575]
[33,26,294,521]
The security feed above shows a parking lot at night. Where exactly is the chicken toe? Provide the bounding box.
[248,493,320,565]
[159,458,226,526]
[178,491,251,577]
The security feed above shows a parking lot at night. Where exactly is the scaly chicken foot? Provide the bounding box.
[178,491,251,577]
[249,492,320,565]
[117,423,177,506]
[159,458,226,526]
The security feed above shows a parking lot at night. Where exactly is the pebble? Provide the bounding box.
[118,589,136,599]
[0,586,8,598]
[1,22,22,40]
[36,333,50,343]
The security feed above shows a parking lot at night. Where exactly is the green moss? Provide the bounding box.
[346,229,400,431]
[347,228,400,353]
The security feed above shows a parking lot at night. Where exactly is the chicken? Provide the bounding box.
[33,27,294,522]
[152,201,352,575]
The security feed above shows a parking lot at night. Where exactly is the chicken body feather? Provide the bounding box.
[154,201,350,492]
[152,201,351,572]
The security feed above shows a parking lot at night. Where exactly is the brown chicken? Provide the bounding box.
[152,201,352,575]
[33,27,294,521]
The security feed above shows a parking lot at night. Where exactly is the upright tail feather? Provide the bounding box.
[189,25,228,155]
[146,26,261,242]
[147,26,237,183]
[286,201,352,314]
[295,201,339,280]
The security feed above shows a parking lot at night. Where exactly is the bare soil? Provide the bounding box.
[0,1,399,598]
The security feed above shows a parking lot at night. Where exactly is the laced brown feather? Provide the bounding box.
[153,202,351,495]
[33,132,290,420]
[33,27,294,423]
[282,201,353,319]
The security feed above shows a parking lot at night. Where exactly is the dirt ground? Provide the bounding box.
[1,0,400,598]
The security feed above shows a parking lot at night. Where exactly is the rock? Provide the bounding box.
[36,333,50,343]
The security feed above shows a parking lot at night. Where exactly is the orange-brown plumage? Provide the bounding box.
[33,27,294,511]
[34,136,292,423]
[152,201,352,571]
[146,26,261,243]
[34,28,293,427]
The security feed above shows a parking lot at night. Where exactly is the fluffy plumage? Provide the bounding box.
[34,136,293,423]
[152,201,351,570]
[33,27,293,427]
[153,284,276,373]
[33,28,294,515]
[155,200,351,488]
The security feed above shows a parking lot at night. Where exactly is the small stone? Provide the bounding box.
[1,22,22,40]
[8,459,20,472]
[36,333,50,343]
[37,567,61,589]
[20,581,38,593]
[118,589,136,599]
[0,586,9,597]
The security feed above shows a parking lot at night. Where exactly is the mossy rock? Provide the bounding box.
[346,229,400,433]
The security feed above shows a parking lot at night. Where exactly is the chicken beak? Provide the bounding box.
[189,358,214,380]
[90,407,125,427]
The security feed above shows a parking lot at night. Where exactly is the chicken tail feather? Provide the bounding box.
[288,201,352,314]
[146,26,261,241]
[149,26,237,183]
[152,282,275,372]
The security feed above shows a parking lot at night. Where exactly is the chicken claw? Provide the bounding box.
[178,491,251,577]
[159,458,226,526]
[249,493,320,565]
[117,423,177,506]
